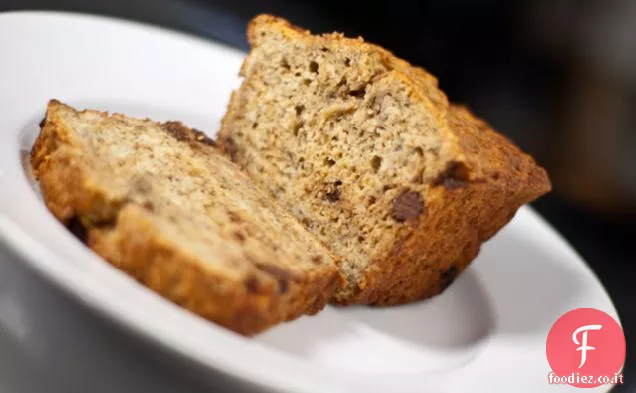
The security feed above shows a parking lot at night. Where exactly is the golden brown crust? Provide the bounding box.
[88,206,340,335]
[31,99,341,336]
[335,106,551,305]
[32,100,124,225]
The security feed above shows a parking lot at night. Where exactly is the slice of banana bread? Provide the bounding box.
[218,15,552,305]
[31,99,342,335]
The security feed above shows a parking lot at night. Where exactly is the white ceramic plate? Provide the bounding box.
[0,11,621,393]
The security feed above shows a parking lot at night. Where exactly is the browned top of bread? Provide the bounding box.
[447,104,550,198]
[218,15,551,304]
[31,99,342,335]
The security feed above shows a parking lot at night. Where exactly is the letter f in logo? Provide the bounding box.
[572,324,602,368]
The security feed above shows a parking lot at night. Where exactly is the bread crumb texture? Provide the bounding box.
[218,14,551,305]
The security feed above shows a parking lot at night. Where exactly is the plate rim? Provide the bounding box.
[0,8,246,55]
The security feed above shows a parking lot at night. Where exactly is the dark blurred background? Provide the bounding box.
[1,0,634,391]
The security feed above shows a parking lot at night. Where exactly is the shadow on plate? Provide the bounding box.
[341,270,494,349]
[258,222,584,366]
[256,267,494,370]
[476,228,585,336]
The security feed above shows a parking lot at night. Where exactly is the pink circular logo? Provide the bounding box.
[546,308,625,388]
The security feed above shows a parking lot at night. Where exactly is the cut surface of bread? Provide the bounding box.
[218,15,552,305]
[31,100,342,335]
